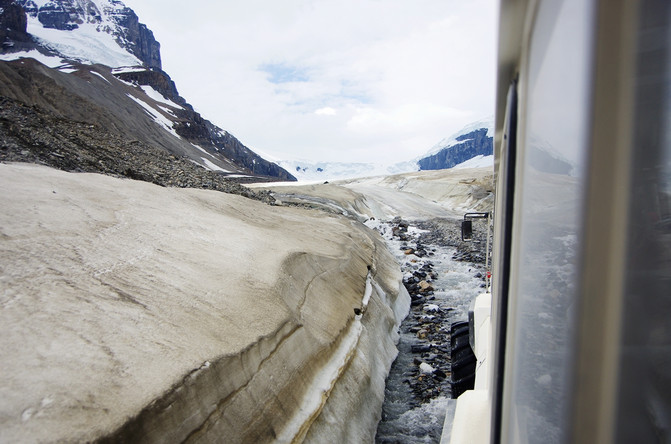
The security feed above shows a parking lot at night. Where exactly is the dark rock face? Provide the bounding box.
[35,1,81,30]
[108,3,161,69]
[210,126,294,180]
[171,111,296,180]
[0,0,30,45]
[21,0,99,31]
[418,128,493,170]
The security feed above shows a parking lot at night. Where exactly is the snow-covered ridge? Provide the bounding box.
[421,117,494,159]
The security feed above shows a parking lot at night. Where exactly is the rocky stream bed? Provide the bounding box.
[370,216,489,443]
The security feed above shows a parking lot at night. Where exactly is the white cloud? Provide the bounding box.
[315,107,337,116]
[123,0,498,163]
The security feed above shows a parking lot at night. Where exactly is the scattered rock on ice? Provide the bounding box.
[419,281,434,293]
[419,362,435,374]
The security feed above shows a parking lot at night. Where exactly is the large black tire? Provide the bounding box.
[450,321,476,398]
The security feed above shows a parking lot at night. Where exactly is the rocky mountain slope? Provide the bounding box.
[0,0,295,182]
[0,94,275,201]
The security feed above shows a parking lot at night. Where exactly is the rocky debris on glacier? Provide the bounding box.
[415,217,490,264]
[0,95,276,203]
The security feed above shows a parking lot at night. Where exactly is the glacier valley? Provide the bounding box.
[0,163,492,443]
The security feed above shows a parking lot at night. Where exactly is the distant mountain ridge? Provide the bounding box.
[275,160,397,182]
[0,0,296,181]
[417,118,494,170]
[279,120,495,181]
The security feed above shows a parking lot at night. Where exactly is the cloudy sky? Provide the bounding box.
[123,0,498,164]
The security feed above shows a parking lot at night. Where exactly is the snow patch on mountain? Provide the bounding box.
[90,70,110,83]
[125,93,179,138]
[200,157,231,173]
[0,48,64,66]
[453,154,494,169]
[139,85,182,109]
[111,66,146,74]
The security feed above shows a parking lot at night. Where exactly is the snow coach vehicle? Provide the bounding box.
[443,0,671,443]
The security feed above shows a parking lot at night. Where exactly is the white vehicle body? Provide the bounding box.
[444,0,671,443]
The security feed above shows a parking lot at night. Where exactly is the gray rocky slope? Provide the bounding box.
[0,0,295,182]
[0,94,275,202]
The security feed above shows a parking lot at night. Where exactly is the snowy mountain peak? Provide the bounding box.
[0,0,296,181]
[21,0,118,28]
[423,117,494,159]
[414,118,494,171]
[9,0,160,68]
